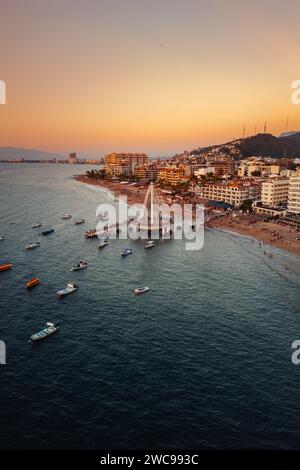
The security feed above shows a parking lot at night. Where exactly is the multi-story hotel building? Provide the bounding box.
[134,164,158,181]
[205,155,235,177]
[199,181,260,207]
[105,152,148,176]
[288,172,300,214]
[238,162,280,177]
[68,152,78,164]
[158,166,190,186]
[261,177,290,206]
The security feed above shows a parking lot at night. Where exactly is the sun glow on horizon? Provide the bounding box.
[1,0,300,157]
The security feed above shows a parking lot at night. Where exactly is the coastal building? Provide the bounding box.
[105,152,148,176]
[158,166,191,186]
[194,166,215,177]
[199,181,259,207]
[206,155,235,178]
[288,172,300,214]
[252,202,288,217]
[134,164,158,181]
[68,152,78,164]
[238,159,281,177]
[261,177,290,206]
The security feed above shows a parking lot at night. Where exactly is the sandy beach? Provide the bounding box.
[208,213,300,257]
[75,175,300,257]
[74,175,147,206]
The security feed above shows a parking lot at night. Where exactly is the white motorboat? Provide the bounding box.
[29,322,60,343]
[70,260,88,271]
[61,214,72,220]
[98,240,108,249]
[144,241,156,249]
[57,283,78,297]
[134,286,149,295]
[0,236,4,241]
[25,242,40,250]
[32,222,42,228]
[121,248,133,257]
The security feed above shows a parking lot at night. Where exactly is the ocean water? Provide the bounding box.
[0,163,300,450]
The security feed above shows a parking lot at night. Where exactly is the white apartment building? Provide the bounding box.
[238,161,280,177]
[199,182,259,207]
[194,167,215,177]
[261,177,290,206]
[288,172,300,214]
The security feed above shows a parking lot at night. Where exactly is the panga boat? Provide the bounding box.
[70,260,88,271]
[26,277,40,289]
[98,240,108,249]
[57,283,78,297]
[74,219,85,225]
[25,242,40,250]
[121,248,133,257]
[144,241,156,249]
[134,286,149,295]
[32,222,42,228]
[61,214,72,220]
[0,263,12,272]
[29,322,60,343]
[41,228,54,236]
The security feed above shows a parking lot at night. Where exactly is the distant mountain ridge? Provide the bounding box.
[194,132,300,159]
[0,147,65,160]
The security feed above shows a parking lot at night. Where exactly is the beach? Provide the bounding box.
[74,175,147,206]
[207,213,300,257]
[74,175,300,257]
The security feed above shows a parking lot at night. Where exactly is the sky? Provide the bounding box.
[0,0,300,158]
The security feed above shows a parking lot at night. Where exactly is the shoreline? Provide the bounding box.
[74,175,300,258]
[207,214,300,257]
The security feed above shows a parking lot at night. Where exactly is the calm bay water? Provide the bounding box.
[0,163,300,449]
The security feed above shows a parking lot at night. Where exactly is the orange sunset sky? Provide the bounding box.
[1,0,300,157]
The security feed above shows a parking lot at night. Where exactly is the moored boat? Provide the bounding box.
[84,228,97,238]
[25,242,40,250]
[70,260,88,271]
[144,240,156,249]
[134,286,149,295]
[121,247,133,257]
[40,228,54,236]
[61,214,72,220]
[29,322,60,343]
[26,277,40,289]
[74,219,85,225]
[57,282,78,297]
[32,222,42,228]
[0,236,4,241]
[98,240,108,249]
[0,263,12,272]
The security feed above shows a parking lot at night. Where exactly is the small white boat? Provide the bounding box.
[121,248,133,257]
[57,283,78,297]
[134,286,149,295]
[98,240,108,249]
[32,222,42,228]
[29,322,60,343]
[25,242,40,250]
[70,260,88,271]
[144,241,156,249]
[74,219,85,225]
[61,214,72,220]
[0,236,4,241]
